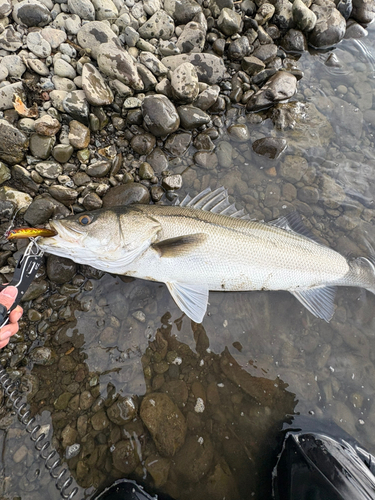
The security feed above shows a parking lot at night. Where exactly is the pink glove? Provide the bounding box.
[0,286,23,349]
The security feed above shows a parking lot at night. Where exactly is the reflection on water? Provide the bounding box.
[3,22,375,500]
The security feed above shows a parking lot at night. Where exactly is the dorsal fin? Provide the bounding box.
[268,211,323,244]
[176,187,251,220]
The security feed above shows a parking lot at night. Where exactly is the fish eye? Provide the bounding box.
[78,215,92,225]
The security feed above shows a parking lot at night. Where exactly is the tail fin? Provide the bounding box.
[351,256,375,296]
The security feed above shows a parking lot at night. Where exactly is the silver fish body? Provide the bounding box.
[38,188,375,323]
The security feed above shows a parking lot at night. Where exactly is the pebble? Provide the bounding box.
[142,94,180,136]
[97,42,144,90]
[82,63,114,106]
[102,183,150,207]
[27,31,51,58]
[171,62,199,102]
[138,11,175,40]
[69,120,90,149]
[13,0,52,27]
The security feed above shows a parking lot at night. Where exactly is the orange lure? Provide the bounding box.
[6,227,58,240]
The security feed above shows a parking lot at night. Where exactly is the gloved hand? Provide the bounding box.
[0,286,23,349]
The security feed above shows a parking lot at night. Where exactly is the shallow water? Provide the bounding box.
[3,25,375,500]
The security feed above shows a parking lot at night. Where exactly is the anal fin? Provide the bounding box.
[291,286,337,322]
[166,282,209,323]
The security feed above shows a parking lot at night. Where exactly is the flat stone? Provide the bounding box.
[67,0,95,21]
[246,71,297,111]
[0,162,10,184]
[252,137,287,159]
[29,134,55,159]
[13,0,52,27]
[69,120,90,149]
[0,26,22,52]
[91,0,118,21]
[48,185,78,206]
[139,51,168,77]
[102,182,150,207]
[177,104,210,129]
[0,82,24,111]
[35,161,62,179]
[162,53,225,84]
[138,11,175,40]
[26,31,51,57]
[86,161,111,177]
[82,63,113,106]
[76,21,118,60]
[28,58,49,76]
[97,42,144,90]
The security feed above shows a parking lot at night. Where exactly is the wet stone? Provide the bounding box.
[63,90,89,123]
[13,0,52,27]
[252,137,287,159]
[58,355,76,372]
[34,115,61,137]
[352,0,375,24]
[174,434,214,483]
[52,145,74,163]
[309,2,346,48]
[48,185,78,206]
[161,53,225,85]
[91,410,109,431]
[171,62,199,103]
[217,7,242,36]
[252,44,278,64]
[83,192,103,210]
[140,392,187,457]
[264,184,280,207]
[216,141,233,168]
[162,174,182,190]
[142,95,180,137]
[22,279,48,301]
[30,347,56,365]
[292,0,317,32]
[107,397,137,425]
[147,147,169,173]
[0,162,10,184]
[280,155,308,183]
[177,105,210,129]
[246,71,297,112]
[112,440,140,474]
[164,132,192,156]
[227,124,250,143]
[86,161,111,177]
[194,151,218,170]
[130,133,156,155]
[282,29,307,52]
[297,186,319,204]
[103,183,150,207]
[0,120,28,164]
[47,255,77,284]
[35,161,62,179]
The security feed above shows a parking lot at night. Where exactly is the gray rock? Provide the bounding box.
[138,11,175,40]
[102,183,150,207]
[130,133,156,155]
[344,19,367,39]
[142,95,180,137]
[62,90,89,123]
[330,95,363,139]
[164,132,192,156]
[162,174,182,190]
[139,52,168,76]
[174,435,214,483]
[26,31,51,58]
[255,3,275,25]
[1,55,25,78]
[0,26,23,52]
[282,29,307,52]
[280,155,308,183]
[97,42,143,90]
[216,141,233,168]
[177,21,206,53]
[336,0,353,19]
[352,0,375,23]
[164,0,201,24]
[48,185,78,206]
[0,0,11,17]
[217,7,242,35]
[82,63,113,106]
[28,59,50,76]
[47,255,77,283]
[0,162,10,184]
[82,192,102,210]
[92,0,118,20]
[246,71,297,112]
[161,53,225,84]
[147,147,169,173]
[194,150,218,169]
[309,2,346,48]
[107,397,137,425]
[252,43,278,63]
[177,104,210,129]
[193,85,220,110]
[77,21,118,60]
[86,161,111,177]
[292,0,317,31]
[124,26,139,46]
[24,198,55,225]
[52,145,74,163]
[241,55,265,75]
[13,0,51,26]
[227,124,250,142]
[171,62,199,103]
[273,0,294,29]
[11,165,39,193]
[0,120,28,164]
[68,0,95,20]
[0,82,24,111]
[34,115,61,137]
[69,120,90,149]
[35,161,63,179]
[54,58,76,79]
[227,36,250,60]
[41,27,67,48]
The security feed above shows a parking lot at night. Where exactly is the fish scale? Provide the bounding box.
[37,187,375,324]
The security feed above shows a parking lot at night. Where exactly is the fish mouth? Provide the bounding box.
[41,220,84,247]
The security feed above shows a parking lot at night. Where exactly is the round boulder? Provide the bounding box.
[142,95,180,137]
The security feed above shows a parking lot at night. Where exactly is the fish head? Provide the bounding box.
[38,209,125,266]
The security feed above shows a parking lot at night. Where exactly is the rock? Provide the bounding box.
[171,62,199,103]
[48,185,78,206]
[298,186,319,204]
[62,90,89,123]
[30,347,57,365]
[47,255,77,284]
[41,27,67,48]
[145,455,171,488]
[0,162,10,184]
[280,155,308,183]
[177,105,210,129]
[142,95,180,136]
[112,440,140,474]
[34,115,61,137]
[227,124,250,143]
[255,3,275,25]
[29,134,55,160]
[107,397,137,425]
[68,0,95,21]
[0,26,23,52]
[194,85,220,110]
[86,161,111,177]
[194,151,218,169]
[309,2,346,48]
[26,31,51,58]
[252,137,287,159]
[227,36,250,60]
[282,28,307,51]
[53,145,74,163]
[92,0,118,21]
[0,120,28,164]
[35,161,62,179]
[139,52,168,77]
[82,192,102,210]
[177,21,206,53]
[292,0,317,31]
[246,71,297,112]
[273,0,294,29]
[91,410,109,431]
[102,183,150,207]
[217,7,242,36]
[97,42,143,90]
[320,174,346,209]
[216,141,233,168]
[81,63,114,106]
[13,0,52,27]
[69,120,90,149]
[162,53,225,84]
[164,132,192,156]
[130,133,156,155]
[330,96,363,139]
[174,435,214,482]
[164,0,201,24]
[24,198,55,225]
[162,174,182,190]
[140,393,187,457]
[352,0,375,23]
[0,82,23,111]
[138,11,175,40]
[76,21,118,60]
[0,186,32,213]
[252,43,278,63]
[241,55,266,76]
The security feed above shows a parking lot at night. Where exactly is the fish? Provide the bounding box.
[6,227,58,240]
[37,187,375,324]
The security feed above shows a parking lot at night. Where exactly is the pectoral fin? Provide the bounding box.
[291,286,337,322]
[166,281,209,323]
[153,234,207,258]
